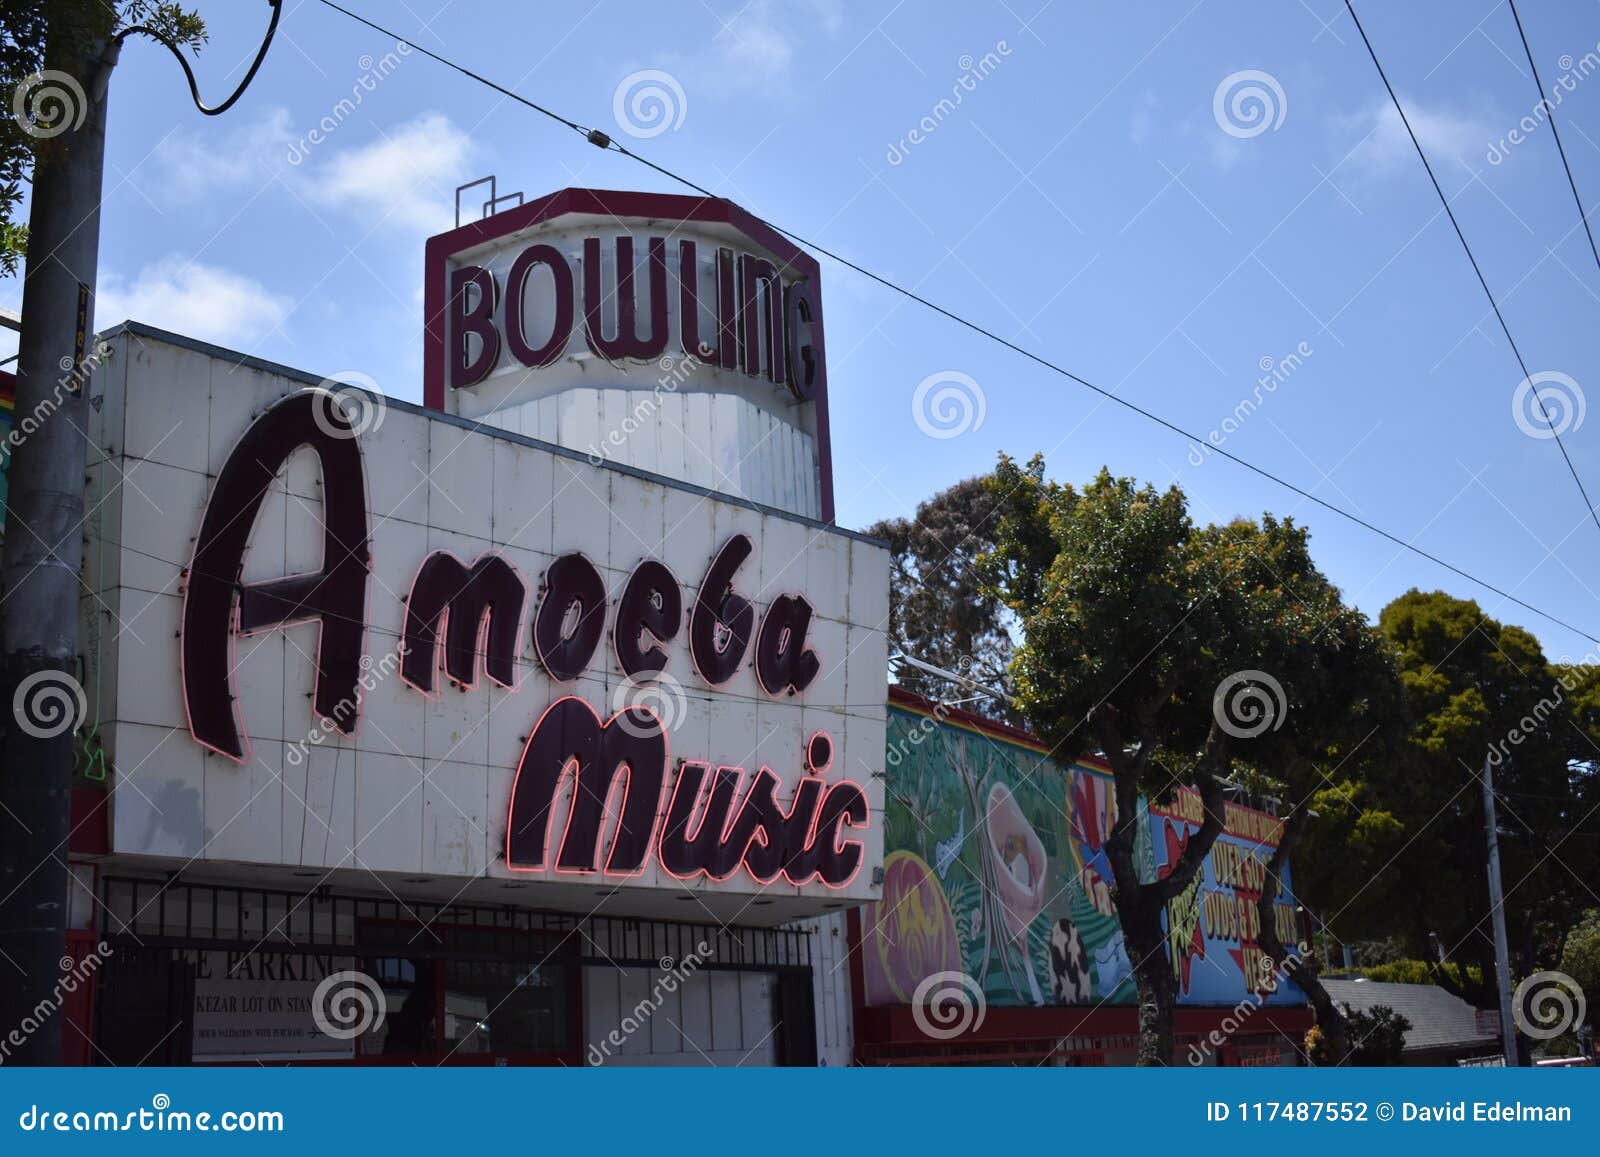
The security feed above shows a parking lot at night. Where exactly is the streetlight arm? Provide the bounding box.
[107,0,283,115]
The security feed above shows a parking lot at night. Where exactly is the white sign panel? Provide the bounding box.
[94,331,887,922]
[190,951,352,1061]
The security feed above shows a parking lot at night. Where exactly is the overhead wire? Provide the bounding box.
[1344,0,1600,546]
[311,0,1600,646]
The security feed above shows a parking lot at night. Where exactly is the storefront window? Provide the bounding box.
[441,959,568,1055]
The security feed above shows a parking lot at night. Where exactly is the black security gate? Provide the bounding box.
[93,876,816,1066]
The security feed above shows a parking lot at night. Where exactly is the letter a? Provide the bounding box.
[182,391,370,761]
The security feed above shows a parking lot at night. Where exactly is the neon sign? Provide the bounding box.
[181,391,866,888]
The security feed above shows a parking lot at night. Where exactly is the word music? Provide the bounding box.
[180,391,866,887]
[447,232,826,401]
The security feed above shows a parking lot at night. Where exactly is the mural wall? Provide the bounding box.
[861,696,1304,1010]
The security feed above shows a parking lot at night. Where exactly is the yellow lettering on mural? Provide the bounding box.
[1167,877,1203,970]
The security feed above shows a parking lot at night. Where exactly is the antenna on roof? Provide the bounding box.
[454,175,524,228]
[889,651,1012,708]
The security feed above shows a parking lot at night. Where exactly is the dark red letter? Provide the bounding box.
[401,552,526,694]
[449,265,499,388]
[505,697,668,875]
[614,559,681,679]
[690,534,755,685]
[533,553,608,681]
[182,392,369,761]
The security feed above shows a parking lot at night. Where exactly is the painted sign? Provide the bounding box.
[1150,788,1302,1004]
[862,696,1302,1009]
[189,950,352,1061]
[94,329,888,921]
[424,188,834,521]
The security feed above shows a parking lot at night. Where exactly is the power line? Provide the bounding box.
[1506,1,1600,287]
[1343,0,1600,545]
[315,0,1600,646]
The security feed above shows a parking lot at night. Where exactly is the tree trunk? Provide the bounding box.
[1256,808,1345,1064]
[0,16,110,1063]
[1099,718,1231,1065]
[1123,884,1177,1064]
[1102,742,1177,1065]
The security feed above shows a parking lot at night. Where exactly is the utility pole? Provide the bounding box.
[1481,753,1520,1068]
[0,1,279,1063]
[0,14,113,1063]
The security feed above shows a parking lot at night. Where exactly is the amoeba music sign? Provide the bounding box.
[99,335,888,924]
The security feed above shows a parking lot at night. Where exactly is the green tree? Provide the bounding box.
[1559,908,1600,1029]
[1373,591,1578,1005]
[1213,515,1405,1064]
[867,474,1019,723]
[1343,1004,1411,1066]
[982,457,1372,1063]
[0,1,205,275]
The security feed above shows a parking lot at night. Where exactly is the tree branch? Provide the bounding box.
[1157,721,1230,900]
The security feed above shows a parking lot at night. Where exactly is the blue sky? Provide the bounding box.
[8,0,1600,663]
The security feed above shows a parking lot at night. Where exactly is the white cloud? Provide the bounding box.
[310,112,475,233]
[658,0,840,101]
[97,257,291,345]
[150,109,293,199]
[1342,99,1496,177]
[1130,90,1159,147]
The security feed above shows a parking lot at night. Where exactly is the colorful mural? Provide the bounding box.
[862,695,1304,1010]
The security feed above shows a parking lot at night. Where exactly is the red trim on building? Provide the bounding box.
[68,786,109,856]
[422,187,836,522]
[853,1003,1314,1066]
[887,684,1112,773]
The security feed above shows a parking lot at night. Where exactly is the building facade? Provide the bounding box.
[58,188,886,1065]
[36,186,1310,1066]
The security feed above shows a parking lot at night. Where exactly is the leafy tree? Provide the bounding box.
[982,457,1378,1063]
[1213,515,1405,1065]
[0,1,205,275]
[1559,908,1600,1029]
[867,473,1020,724]
[1364,959,1483,989]
[1371,591,1579,1005]
[1342,1004,1411,1066]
